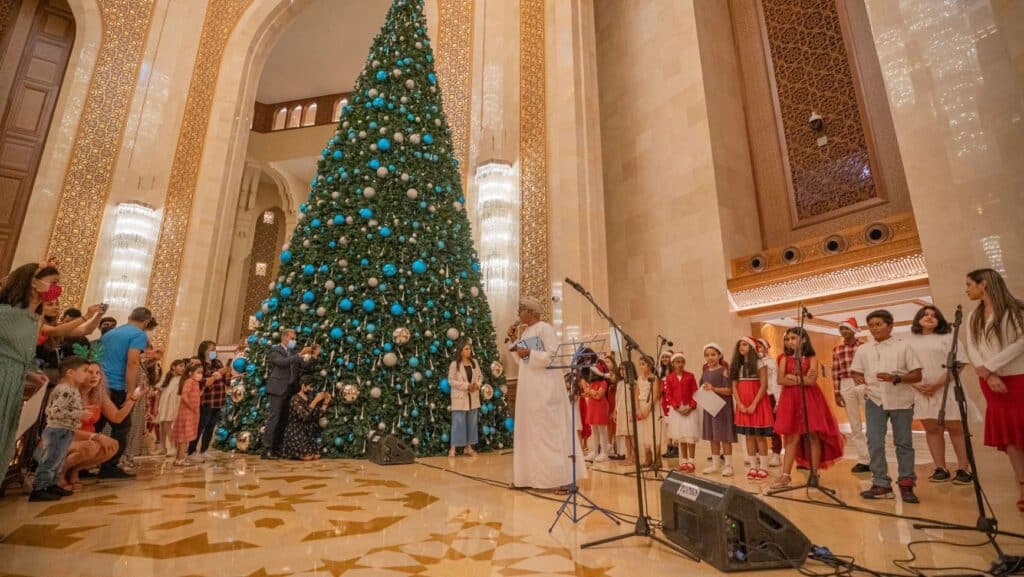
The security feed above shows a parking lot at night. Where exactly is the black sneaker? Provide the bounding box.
[899,484,920,504]
[860,485,894,500]
[662,447,679,459]
[928,468,951,483]
[952,469,974,485]
[851,463,871,474]
[97,467,135,479]
[608,454,626,461]
[261,452,281,460]
[28,489,61,502]
[46,485,73,496]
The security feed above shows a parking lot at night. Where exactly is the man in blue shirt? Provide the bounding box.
[96,307,155,478]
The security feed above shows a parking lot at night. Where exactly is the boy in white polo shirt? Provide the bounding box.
[851,309,923,503]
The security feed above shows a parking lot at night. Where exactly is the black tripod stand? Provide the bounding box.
[549,354,621,532]
[563,278,697,561]
[912,305,1022,576]
[767,304,846,506]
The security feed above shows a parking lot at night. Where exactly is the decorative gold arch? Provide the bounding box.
[44,0,155,308]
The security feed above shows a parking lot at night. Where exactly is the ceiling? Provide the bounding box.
[749,286,935,335]
[256,0,391,104]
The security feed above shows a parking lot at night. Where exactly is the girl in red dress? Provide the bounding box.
[772,327,845,489]
[964,268,1024,511]
[172,363,203,467]
[662,352,699,471]
[584,371,611,462]
[731,337,775,480]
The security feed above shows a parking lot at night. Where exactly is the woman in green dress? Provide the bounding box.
[0,262,60,476]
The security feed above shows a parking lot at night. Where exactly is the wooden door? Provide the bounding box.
[0,0,73,274]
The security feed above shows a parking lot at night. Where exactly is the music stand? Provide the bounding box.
[547,337,621,532]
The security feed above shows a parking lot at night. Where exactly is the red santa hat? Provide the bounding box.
[670,351,685,363]
[591,358,611,378]
[739,336,759,350]
[703,342,723,355]
[839,317,859,333]
[755,338,770,350]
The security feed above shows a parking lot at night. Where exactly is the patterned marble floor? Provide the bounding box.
[0,440,1022,577]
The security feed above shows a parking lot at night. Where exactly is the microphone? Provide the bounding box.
[658,334,674,347]
[800,305,814,320]
[564,277,586,294]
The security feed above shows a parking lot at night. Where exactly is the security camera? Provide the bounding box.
[808,111,824,132]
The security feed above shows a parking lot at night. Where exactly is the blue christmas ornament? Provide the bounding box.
[423,134,433,144]
[373,96,385,108]
[303,264,315,275]
[411,408,419,418]
[231,357,247,372]
[427,72,437,84]
[267,298,279,310]
[339,298,353,311]
[247,335,257,345]
[408,356,420,368]
[362,299,376,312]
[366,323,376,333]
[383,263,397,277]
[376,70,388,80]
[334,436,344,447]
[332,150,343,160]
[383,343,393,352]
[379,226,391,237]
[280,287,292,297]
[302,291,316,304]
[330,327,343,340]
[377,138,391,151]
[254,311,264,321]
[215,428,229,441]
[439,378,450,393]
[493,387,502,399]
[504,418,515,432]
[333,214,344,225]
[359,207,373,219]
[441,433,450,443]
[319,265,329,273]
[436,240,445,249]
[411,259,427,274]
[369,159,381,170]
[280,250,292,263]
[360,258,369,266]
[390,303,403,315]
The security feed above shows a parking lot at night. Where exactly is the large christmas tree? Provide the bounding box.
[219,0,512,458]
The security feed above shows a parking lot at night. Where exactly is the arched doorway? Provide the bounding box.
[0,0,75,274]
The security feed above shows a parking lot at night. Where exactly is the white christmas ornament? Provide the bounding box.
[382,352,398,367]
[491,361,504,378]
[368,88,378,97]
[316,307,327,317]
[325,280,336,290]
[393,327,411,344]
[368,277,379,288]
[405,79,415,89]
[409,133,421,144]
[370,386,382,399]
[406,188,418,200]
[411,437,419,446]
[470,286,479,297]
[376,166,389,177]
[378,422,387,431]
[393,132,404,143]
[446,327,460,340]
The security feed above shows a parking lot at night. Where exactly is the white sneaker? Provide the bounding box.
[595,453,609,463]
[702,459,722,475]
[721,465,735,477]
[768,453,781,467]
[584,452,596,462]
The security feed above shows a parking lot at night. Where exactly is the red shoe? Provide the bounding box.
[746,468,758,480]
[755,469,769,480]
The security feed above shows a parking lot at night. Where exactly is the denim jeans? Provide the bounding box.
[33,427,74,490]
[865,399,916,487]
[450,409,479,447]
[189,405,221,455]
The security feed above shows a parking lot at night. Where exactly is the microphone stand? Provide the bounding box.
[912,306,1022,576]
[767,304,846,506]
[566,280,697,561]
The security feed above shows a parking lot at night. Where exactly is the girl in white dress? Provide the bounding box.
[634,357,657,468]
[908,306,971,484]
[613,363,634,465]
[156,360,186,457]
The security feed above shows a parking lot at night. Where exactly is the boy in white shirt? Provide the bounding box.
[850,310,923,503]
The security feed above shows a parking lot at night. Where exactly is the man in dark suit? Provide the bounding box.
[261,329,319,459]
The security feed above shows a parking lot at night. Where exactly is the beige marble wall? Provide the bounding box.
[864,0,1024,311]
[595,0,749,358]
[546,0,609,337]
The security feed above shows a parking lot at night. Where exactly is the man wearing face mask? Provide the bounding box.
[262,329,319,460]
[97,307,156,478]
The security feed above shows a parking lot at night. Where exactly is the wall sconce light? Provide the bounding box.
[474,160,519,335]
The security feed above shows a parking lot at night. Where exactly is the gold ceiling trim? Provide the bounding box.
[44,0,156,308]
[435,0,474,188]
[518,0,550,317]
[145,0,253,346]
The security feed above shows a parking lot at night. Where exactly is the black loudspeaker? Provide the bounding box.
[367,433,415,465]
[661,472,810,572]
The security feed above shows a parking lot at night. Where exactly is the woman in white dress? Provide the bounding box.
[156,359,186,456]
[907,305,971,484]
[613,363,634,465]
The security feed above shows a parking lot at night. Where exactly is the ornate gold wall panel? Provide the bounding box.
[518,0,549,317]
[435,0,473,187]
[145,0,252,346]
[240,207,284,336]
[44,0,155,308]
[760,0,879,223]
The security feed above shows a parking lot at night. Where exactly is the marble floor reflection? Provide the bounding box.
[1,439,1022,577]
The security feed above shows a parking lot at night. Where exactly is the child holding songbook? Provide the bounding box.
[701,343,736,477]
[772,327,845,489]
[662,352,699,471]
[731,337,775,480]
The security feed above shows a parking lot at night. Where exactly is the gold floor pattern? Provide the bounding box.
[1,443,1022,577]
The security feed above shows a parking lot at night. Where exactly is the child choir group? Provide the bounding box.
[571,268,1024,508]
[575,329,842,486]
